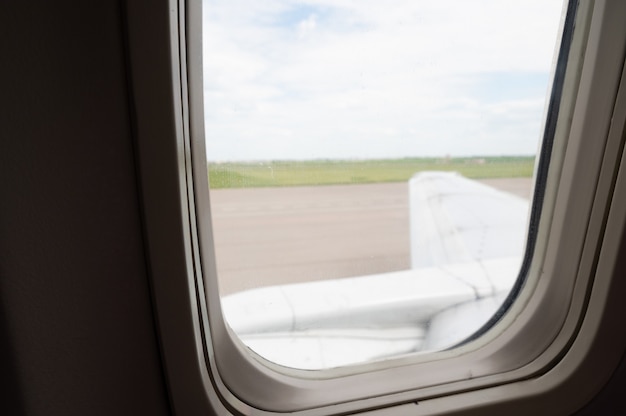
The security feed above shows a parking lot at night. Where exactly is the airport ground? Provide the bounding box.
[211,178,532,295]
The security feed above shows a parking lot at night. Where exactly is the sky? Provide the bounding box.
[202,0,565,161]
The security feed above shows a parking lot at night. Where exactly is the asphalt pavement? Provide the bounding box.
[211,178,532,295]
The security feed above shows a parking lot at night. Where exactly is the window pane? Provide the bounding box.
[203,0,565,369]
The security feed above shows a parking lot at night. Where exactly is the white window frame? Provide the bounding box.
[125,0,626,414]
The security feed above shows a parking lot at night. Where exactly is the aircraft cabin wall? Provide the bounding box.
[0,2,173,416]
[0,1,625,415]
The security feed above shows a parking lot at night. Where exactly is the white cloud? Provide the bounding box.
[297,13,317,38]
[202,0,565,161]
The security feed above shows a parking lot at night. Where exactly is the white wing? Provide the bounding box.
[409,171,529,268]
[222,172,530,370]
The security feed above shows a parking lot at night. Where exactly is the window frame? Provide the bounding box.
[125,0,626,414]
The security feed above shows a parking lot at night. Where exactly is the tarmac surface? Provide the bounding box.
[210,178,533,295]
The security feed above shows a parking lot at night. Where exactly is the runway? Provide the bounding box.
[210,178,533,295]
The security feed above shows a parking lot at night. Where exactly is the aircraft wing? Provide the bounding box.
[409,171,529,268]
[221,172,530,370]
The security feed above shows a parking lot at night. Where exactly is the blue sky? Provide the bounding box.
[272,4,328,27]
[202,0,565,161]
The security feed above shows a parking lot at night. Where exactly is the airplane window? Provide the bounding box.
[203,0,565,370]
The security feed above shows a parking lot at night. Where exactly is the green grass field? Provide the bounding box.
[208,156,535,189]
